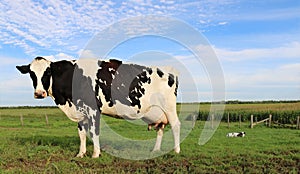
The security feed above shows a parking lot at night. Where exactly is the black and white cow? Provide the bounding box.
[226,132,246,137]
[16,57,180,158]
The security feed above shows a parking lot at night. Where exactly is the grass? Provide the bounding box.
[0,105,299,173]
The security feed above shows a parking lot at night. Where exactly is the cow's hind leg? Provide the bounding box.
[77,121,87,158]
[152,124,165,152]
[167,111,181,153]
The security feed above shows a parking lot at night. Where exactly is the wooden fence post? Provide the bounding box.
[250,115,253,128]
[45,114,49,126]
[20,114,24,127]
[268,114,272,127]
[297,116,300,130]
[211,114,214,129]
[239,115,242,128]
[227,113,230,128]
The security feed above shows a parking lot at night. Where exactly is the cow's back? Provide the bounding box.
[74,59,178,119]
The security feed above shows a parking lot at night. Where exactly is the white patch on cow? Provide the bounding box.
[58,103,84,122]
[142,105,167,124]
[113,100,144,119]
[30,58,51,92]
[126,96,132,103]
[76,59,99,88]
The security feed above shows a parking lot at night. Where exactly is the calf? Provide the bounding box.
[226,132,246,137]
[16,57,180,158]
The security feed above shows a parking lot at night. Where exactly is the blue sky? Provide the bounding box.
[0,0,299,106]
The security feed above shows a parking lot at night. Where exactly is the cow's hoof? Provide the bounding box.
[92,152,101,158]
[151,149,161,153]
[174,147,180,154]
[76,152,86,158]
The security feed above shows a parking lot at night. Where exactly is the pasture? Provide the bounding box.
[0,103,299,173]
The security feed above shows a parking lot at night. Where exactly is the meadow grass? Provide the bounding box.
[0,106,299,173]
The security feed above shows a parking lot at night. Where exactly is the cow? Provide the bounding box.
[16,57,180,158]
[226,132,246,137]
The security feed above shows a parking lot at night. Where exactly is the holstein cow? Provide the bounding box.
[16,57,180,158]
[226,132,246,137]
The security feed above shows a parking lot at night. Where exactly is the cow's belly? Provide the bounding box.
[101,95,168,124]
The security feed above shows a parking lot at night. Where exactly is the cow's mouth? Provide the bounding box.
[34,90,47,99]
[34,95,46,99]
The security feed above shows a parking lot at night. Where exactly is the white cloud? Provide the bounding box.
[215,42,300,61]
[0,0,239,56]
[44,53,75,62]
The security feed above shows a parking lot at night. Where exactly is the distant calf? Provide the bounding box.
[226,132,246,137]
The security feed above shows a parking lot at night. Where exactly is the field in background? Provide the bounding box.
[0,102,299,173]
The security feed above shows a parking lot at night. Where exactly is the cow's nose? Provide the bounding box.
[34,90,47,99]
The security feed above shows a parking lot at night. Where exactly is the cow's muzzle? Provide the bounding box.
[34,90,47,99]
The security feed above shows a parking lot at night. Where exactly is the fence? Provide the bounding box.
[0,113,49,127]
[188,112,300,130]
[250,114,272,128]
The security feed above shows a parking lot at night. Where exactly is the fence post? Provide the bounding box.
[239,115,241,128]
[45,114,49,126]
[20,114,24,127]
[211,114,214,129]
[268,114,272,127]
[227,113,230,128]
[297,116,300,130]
[250,115,253,128]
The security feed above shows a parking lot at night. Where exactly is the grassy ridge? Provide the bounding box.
[0,104,300,173]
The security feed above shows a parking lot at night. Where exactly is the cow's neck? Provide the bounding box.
[50,60,75,107]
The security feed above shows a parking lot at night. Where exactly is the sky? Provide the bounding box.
[0,0,299,106]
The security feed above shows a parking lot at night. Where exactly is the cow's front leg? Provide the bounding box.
[76,122,86,158]
[89,111,101,158]
[91,134,100,158]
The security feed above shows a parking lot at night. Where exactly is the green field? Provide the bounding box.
[0,103,299,173]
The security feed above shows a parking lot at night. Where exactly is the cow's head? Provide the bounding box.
[16,57,52,99]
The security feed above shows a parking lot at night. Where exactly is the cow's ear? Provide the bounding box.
[16,65,30,74]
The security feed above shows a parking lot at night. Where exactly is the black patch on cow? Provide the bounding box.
[237,132,245,137]
[78,122,83,131]
[16,65,30,74]
[29,71,38,89]
[157,68,164,77]
[95,60,152,109]
[174,76,179,96]
[50,60,75,106]
[168,73,175,87]
[95,59,122,107]
[35,56,45,60]
[41,67,51,94]
[147,68,153,75]
[73,64,102,138]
